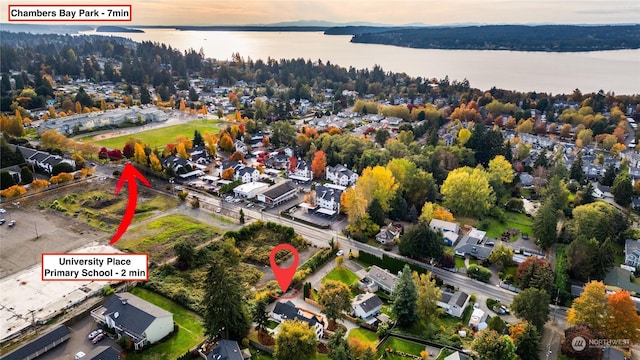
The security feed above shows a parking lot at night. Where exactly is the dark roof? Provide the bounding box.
[603,347,626,360]
[87,346,122,360]
[455,236,493,260]
[571,284,584,297]
[261,181,296,199]
[42,156,62,167]
[207,340,244,360]
[441,292,453,304]
[453,291,469,307]
[316,185,342,202]
[16,146,38,159]
[355,294,383,313]
[30,152,50,162]
[237,167,257,176]
[273,301,321,328]
[100,293,172,337]
[1,325,70,360]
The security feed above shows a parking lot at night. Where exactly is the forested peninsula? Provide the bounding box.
[346,24,640,52]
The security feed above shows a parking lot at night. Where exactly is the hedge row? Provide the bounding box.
[357,251,426,275]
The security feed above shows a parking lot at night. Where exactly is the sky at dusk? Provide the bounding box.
[2,0,640,25]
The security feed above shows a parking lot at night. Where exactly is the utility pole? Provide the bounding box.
[34,221,39,239]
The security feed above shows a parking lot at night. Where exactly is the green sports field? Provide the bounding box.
[90,119,224,150]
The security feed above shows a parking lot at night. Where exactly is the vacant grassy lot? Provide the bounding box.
[347,328,378,346]
[92,119,224,149]
[483,211,533,240]
[378,337,425,359]
[116,214,221,263]
[40,189,178,232]
[128,287,204,360]
[322,267,360,287]
[224,221,308,265]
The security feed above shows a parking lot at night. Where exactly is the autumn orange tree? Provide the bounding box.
[50,173,74,184]
[604,290,640,343]
[219,133,235,153]
[0,185,27,198]
[149,153,163,172]
[221,168,235,180]
[342,166,398,225]
[311,150,327,179]
[31,179,50,191]
[419,202,454,223]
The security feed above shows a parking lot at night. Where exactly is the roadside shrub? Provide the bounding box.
[101,285,115,296]
[467,264,492,282]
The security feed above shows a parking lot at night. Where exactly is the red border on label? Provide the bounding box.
[8,4,132,22]
[41,252,148,281]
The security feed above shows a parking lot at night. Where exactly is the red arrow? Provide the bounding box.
[110,163,151,245]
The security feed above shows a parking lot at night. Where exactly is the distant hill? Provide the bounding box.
[96,26,143,33]
[0,24,92,34]
[350,24,640,52]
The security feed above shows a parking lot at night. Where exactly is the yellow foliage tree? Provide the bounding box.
[457,128,471,146]
[49,173,74,184]
[31,179,50,191]
[342,166,398,224]
[133,142,147,165]
[176,142,189,159]
[149,152,163,172]
[179,99,186,111]
[488,155,514,184]
[567,281,608,334]
[441,167,495,217]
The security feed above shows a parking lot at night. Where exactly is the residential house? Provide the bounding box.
[219,161,244,178]
[443,351,470,360]
[359,265,398,294]
[189,145,211,165]
[256,180,298,207]
[163,155,191,175]
[625,239,640,268]
[235,167,260,183]
[271,301,324,339]
[454,229,494,261]
[429,219,460,246]
[264,153,289,170]
[351,293,383,323]
[206,340,245,360]
[288,159,312,182]
[436,290,469,318]
[234,140,248,155]
[375,224,402,245]
[90,292,174,350]
[326,164,358,187]
[315,185,342,216]
[592,182,613,199]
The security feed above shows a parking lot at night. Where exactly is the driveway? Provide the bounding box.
[38,316,120,360]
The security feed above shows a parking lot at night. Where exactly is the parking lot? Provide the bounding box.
[38,314,120,360]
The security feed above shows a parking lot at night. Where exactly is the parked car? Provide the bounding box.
[0,219,5,225]
[336,250,344,257]
[216,208,221,213]
[7,220,15,228]
[92,333,105,344]
[88,329,103,340]
[74,351,86,360]
[0,208,6,213]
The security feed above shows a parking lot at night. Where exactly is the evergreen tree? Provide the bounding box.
[327,329,351,360]
[407,204,418,223]
[391,265,418,327]
[252,296,269,332]
[611,172,633,206]
[569,154,585,183]
[511,322,540,360]
[601,163,617,186]
[140,85,151,105]
[367,198,385,227]
[74,87,93,107]
[193,130,204,147]
[581,182,595,205]
[20,166,33,184]
[532,200,557,249]
[0,171,15,190]
[203,255,250,340]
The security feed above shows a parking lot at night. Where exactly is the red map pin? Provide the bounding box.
[270,244,299,293]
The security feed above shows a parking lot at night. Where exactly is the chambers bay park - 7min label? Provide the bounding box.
[41,253,148,281]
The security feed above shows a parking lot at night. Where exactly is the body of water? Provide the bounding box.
[84,29,640,95]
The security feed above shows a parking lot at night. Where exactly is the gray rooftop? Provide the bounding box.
[98,292,172,337]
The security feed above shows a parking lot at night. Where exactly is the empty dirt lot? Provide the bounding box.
[0,181,111,278]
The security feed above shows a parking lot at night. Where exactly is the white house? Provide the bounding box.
[468,308,488,330]
[288,159,312,182]
[234,140,247,155]
[592,182,613,199]
[625,239,640,268]
[359,265,398,294]
[90,292,173,350]
[315,185,342,216]
[351,293,383,323]
[436,291,469,318]
[272,301,324,339]
[430,219,460,246]
[235,166,260,183]
[326,164,358,186]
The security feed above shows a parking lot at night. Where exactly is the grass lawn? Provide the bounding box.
[454,257,466,268]
[91,119,224,149]
[266,320,279,330]
[378,337,425,359]
[322,267,360,287]
[347,328,378,346]
[483,211,533,240]
[612,242,625,265]
[116,214,221,263]
[468,259,478,266]
[128,287,204,360]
